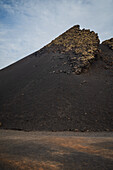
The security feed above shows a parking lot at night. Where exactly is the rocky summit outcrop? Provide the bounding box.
[102,38,113,50]
[99,38,113,68]
[47,25,100,74]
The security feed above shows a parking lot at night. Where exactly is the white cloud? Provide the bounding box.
[0,0,113,69]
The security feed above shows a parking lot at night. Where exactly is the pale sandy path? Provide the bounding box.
[0,130,113,170]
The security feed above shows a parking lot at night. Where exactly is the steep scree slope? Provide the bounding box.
[0,25,113,131]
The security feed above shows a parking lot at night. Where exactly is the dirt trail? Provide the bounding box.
[0,130,113,170]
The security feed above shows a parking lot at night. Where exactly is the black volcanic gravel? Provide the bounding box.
[0,43,113,132]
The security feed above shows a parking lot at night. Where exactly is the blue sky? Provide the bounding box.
[0,0,113,69]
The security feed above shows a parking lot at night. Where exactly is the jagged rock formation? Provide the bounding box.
[47,25,100,74]
[0,25,113,131]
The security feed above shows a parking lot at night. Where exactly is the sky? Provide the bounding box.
[0,0,113,69]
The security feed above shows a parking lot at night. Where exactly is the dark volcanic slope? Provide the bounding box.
[0,25,113,131]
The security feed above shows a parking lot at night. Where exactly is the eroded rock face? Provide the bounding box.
[47,25,100,74]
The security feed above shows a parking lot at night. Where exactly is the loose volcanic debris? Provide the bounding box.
[47,25,100,74]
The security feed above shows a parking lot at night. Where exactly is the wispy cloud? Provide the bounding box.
[0,0,113,69]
